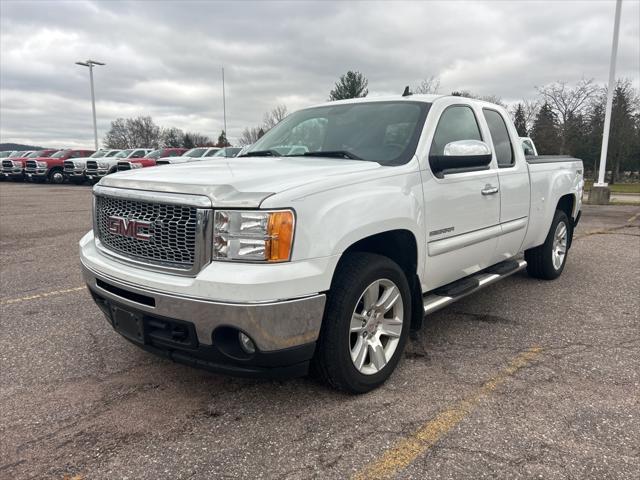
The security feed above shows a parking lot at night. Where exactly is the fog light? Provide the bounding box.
[238,332,256,354]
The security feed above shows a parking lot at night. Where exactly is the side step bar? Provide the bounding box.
[423,259,527,315]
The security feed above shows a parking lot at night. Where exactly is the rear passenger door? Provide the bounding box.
[421,102,500,290]
[482,108,530,262]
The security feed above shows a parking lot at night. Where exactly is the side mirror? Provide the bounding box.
[429,140,492,177]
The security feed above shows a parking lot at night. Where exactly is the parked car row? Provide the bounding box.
[1,146,242,185]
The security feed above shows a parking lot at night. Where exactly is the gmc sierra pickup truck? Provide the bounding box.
[80,95,583,393]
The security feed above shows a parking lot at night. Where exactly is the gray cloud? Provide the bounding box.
[1,0,638,148]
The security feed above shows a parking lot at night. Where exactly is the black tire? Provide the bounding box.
[525,209,570,280]
[313,252,411,393]
[48,169,64,184]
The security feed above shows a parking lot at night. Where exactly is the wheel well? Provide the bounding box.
[557,194,575,220]
[340,230,423,330]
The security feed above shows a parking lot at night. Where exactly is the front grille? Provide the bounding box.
[25,160,37,170]
[2,160,13,168]
[86,160,98,171]
[156,160,170,165]
[64,160,76,171]
[95,195,198,268]
[117,161,131,171]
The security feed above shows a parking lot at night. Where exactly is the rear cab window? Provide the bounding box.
[482,109,514,168]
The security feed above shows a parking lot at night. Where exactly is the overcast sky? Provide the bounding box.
[1,0,638,148]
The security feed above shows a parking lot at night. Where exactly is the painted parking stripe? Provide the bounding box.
[0,286,86,305]
[352,346,542,480]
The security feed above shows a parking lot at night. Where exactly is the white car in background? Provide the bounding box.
[64,149,121,184]
[155,147,220,165]
[210,147,243,158]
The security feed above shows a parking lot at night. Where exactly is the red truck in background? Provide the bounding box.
[25,149,95,184]
[117,147,187,171]
[2,150,58,181]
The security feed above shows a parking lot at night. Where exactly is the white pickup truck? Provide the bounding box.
[80,95,583,393]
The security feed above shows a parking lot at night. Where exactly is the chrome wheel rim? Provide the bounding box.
[552,221,568,270]
[349,279,404,375]
[52,172,63,183]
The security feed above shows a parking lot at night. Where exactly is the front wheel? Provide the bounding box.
[525,209,570,280]
[48,170,64,184]
[314,252,411,393]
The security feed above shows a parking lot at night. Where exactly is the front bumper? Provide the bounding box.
[86,169,108,180]
[64,169,86,179]
[1,168,23,179]
[24,169,48,179]
[82,262,326,377]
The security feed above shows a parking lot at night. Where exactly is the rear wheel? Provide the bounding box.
[525,209,570,280]
[314,252,411,393]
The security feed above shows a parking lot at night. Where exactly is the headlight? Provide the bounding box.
[36,161,47,168]
[213,209,294,262]
[97,161,108,168]
[13,161,21,167]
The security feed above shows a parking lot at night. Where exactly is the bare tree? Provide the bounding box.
[413,76,441,94]
[162,127,184,147]
[127,116,161,148]
[188,132,211,146]
[509,99,539,134]
[537,79,601,153]
[263,105,288,130]
[238,126,264,146]
[104,118,129,149]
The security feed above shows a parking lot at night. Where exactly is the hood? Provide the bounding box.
[99,156,382,207]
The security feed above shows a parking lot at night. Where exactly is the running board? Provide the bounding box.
[423,259,527,315]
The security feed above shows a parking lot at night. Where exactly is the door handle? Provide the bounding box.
[481,185,499,195]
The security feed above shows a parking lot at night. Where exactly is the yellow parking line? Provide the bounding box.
[352,346,542,480]
[0,286,86,305]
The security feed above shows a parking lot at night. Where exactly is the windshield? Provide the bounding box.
[51,150,70,158]
[203,149,221,157]
[212,147,241,157]
[89,150,108,158]
[0,151,11,158]
[183,147,207,157]
[244,101,430,165]
[28,151,48,157]
[106,150,120,157]
[115,149,135,158]
[146,149,163,159]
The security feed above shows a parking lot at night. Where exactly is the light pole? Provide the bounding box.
[591,0,622,204]
[76,59,105,150]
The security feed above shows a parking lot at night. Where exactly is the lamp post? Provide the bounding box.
[591,0,622,205]
[76,60,105,150]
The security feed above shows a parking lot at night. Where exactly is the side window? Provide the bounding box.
[483,109,514,168]
[430,106,482,156]
[131,150,145,158]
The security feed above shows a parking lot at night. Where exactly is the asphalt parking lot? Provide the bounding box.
[1,181,638,480]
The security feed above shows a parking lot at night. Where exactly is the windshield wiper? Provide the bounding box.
[239,149,281,157]
[302,150,363,160]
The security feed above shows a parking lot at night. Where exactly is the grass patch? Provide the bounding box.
[585,181,640,194]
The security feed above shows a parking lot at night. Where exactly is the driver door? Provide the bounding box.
[421,103,500,290]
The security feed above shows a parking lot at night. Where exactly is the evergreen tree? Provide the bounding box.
[182,133,194,149]
[607,81,637,183]
[531,103,561,154]
[329,71,368,101]
[513,103,528,136]
[216,130,230,148]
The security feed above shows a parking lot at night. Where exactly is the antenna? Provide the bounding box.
[402,86,412,97]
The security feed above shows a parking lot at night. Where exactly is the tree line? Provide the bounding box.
[325,71,639,183]
[103,117,230,150]
[103,70,639,183]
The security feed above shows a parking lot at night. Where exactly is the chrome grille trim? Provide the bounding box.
[93,187,212,276]
[86,160,98,171]
[117,161,132,171]
[25,160,37,170]
[63,160,76,171]
[2,160,13,168]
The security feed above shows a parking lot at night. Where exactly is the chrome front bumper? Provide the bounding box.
[81,262,326,351]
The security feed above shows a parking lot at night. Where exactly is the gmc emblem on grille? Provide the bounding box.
[107,216,152,241]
